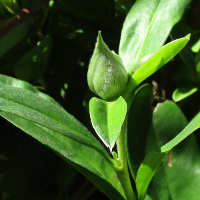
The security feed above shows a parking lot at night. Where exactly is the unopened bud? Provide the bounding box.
[87,32,128,100]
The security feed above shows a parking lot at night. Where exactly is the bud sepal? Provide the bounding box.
[87,32,128,100]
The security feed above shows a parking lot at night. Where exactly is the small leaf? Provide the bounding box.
[136,151,165,200]
[89,96,127,151]
[161,110,200,152]
[172,86,198,102]
[191,38,200,53]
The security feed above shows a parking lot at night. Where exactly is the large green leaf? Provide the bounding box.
[0,74,57,104]
[0,74,105,152]
[136,151,165,200]
[89,96,127,151]
[147,101,200,200]
[161,110,200,152]
[0,112,125,200]
[127,84,153,179]
[128,99,200,199]
[0,74,126,200]
[119,0,192,70]
[0,82,101,152]
[124,35,190,96]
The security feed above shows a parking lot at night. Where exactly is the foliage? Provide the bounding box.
[0,0,200,200]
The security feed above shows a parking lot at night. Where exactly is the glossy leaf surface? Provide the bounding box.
[0,82,100,152]
[119,0,192,70]
[0,74,126,200]
[172,86,198,102]
[148,101,200,200]
[161,110,200,152]
[136,151,165,200]
[0,112,125,200]
[125,35,190,95]
[89,96,127,151]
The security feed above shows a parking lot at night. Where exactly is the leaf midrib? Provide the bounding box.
[135,0,163,64]
[0,86,111,157]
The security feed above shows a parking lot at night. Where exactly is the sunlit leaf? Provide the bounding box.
[161,110,200,152]
[125,35,190,96]
[0,111,125,200]
[136,152,165,200]
[172,86,198,102]
[119,0,192,70]
[0,74,126,200]
[89,96,127,151]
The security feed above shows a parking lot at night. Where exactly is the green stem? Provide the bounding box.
[115,120,137,200]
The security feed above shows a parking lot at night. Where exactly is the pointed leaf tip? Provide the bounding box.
[186,33,191,40]
[89,96,127,151]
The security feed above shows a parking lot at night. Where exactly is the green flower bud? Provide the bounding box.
[87,32,128,100]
